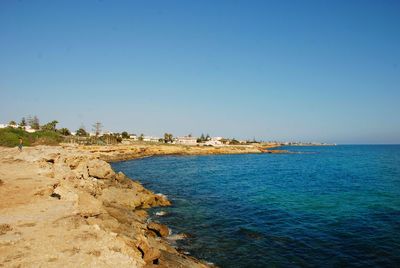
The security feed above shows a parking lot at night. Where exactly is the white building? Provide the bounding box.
[175,136,198,145]
[0,123,37,133]
[204,140,223,146]
[143,136,161,142]
[23,126,37,133]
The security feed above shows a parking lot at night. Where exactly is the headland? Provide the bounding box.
[0,143,276,267]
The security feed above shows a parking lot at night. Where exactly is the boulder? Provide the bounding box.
[87,159,115,180]
[137,239,161,264]
[154,193,171,207]
[147,222,170,237]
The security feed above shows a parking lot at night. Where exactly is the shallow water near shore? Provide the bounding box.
[112,145,400,267]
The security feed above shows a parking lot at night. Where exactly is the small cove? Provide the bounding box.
[112,145,400,267]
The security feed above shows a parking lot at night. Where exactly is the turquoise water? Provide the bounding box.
[112,145,400,267]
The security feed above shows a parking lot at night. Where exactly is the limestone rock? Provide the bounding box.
[74,161,90,180]
[115,172,126,182]
[87,159,115,180]
[0,224,12,235]
[147,222,170,237]
[53,185,78,202]
[76,191,104,217]
[100,187,142,209]
[53,160,76,180]
[138,239,161,264]
[77,179,102,196]
[0,145,211,268]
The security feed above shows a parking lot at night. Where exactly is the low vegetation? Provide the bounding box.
[0,127,63,147]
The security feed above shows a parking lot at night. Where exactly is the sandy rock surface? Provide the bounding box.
[0,146,210,267]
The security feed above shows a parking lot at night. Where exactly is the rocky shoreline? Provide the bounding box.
[0,145,221,267]
[0,143,281,267]
[75,143,273,162]
[0,143,280,267]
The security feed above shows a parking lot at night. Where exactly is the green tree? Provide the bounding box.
[76,128,88,137]
[114,134,122,143]
[41,120,58,131]
[197,133,205,143]
[230,139,240,145]
[164,133,173,143]
[28,115,40,130]
[19,117,26,127]
[220,138,228,144]
[121,131,129,139]
[59,128,71,136]
[8,120,17,126]
[138,133,144,141]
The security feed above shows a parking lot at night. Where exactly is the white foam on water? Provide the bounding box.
[155,211,167,216]
[156,193,167,198]
[167,233,188,241]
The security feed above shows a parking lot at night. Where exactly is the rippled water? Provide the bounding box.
[112,145,400,267]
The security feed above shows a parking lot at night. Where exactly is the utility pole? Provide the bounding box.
[92,122,102,137]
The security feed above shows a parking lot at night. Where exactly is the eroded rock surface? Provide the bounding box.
[0,146,209,267]
[147,222,170,238]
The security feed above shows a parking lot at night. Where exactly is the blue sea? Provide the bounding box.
[112,145,400,267]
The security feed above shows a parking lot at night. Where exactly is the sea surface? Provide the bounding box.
[112,145,400,267]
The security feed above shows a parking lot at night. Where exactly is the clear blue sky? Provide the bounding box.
[1,0,399,144]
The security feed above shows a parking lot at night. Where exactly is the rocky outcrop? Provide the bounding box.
[147,222,170,237]
[75,143,270,162]
[87,159,116,180]
[0,146,209,267]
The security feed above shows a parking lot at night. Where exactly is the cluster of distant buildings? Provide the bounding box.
[0,123,37,133]
[123,135,225,146]
[0,123,228,146]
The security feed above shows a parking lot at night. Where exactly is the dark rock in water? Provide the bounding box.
[238,227,264,240]
[147,222,170,237]
[50,193,61,200]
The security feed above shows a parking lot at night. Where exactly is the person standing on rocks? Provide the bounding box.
[18,138,23,152]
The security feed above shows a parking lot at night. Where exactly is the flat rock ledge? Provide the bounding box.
[0,146,211,267]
